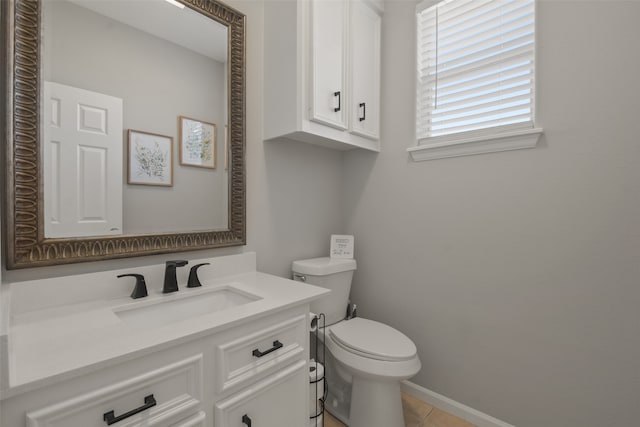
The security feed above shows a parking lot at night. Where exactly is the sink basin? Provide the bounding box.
[113,285,261,328]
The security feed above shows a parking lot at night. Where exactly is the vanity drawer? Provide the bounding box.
[26,354,204,427]
[174,411,207,427]
[214,360,307,427]
[215,314,306,393]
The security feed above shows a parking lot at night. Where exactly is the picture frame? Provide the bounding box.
[179,116,217,169]
[127,130,173,187]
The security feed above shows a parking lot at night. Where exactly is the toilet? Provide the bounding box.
[292,257,421,427]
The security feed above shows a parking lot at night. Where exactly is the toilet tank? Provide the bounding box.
[292,257,357,326]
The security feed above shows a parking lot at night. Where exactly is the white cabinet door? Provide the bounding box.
[310,0,348,130]
[350,0,381,140]
[214,360,307,427]
[43,81,123,238]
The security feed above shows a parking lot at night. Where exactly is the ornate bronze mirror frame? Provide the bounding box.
[2,0,246,269]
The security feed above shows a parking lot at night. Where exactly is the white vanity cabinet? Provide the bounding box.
[264,0,383,152]
[0,254,327,427]
[0,307,310,427]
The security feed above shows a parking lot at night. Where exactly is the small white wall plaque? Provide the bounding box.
[330,235,354,259]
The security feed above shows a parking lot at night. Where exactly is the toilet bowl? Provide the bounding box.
[292,257,421,427]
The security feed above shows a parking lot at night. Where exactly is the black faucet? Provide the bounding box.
[163,260,188,293]
[117,273,148,299]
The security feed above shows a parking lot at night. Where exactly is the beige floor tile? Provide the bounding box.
[401,391,434,427]
[323,393,439,427]
[422,407,476,427]
[324,411,347,427]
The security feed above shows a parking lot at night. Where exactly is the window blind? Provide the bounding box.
[416,0,535,141]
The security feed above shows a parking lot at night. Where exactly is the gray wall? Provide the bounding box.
[44,0,228,234]
[343,1,640,426]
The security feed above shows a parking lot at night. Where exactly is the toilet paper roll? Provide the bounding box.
[310,312,319,332]
[309,360,325,417]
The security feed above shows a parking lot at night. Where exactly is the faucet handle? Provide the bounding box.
[187,263,210,288]
[117,274,148,299]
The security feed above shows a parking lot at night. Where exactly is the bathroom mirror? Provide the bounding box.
[3,0,246,269]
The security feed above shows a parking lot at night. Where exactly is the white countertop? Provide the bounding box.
[0,253,328,399]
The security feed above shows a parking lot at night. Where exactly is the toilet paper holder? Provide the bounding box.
[310,313,326,426]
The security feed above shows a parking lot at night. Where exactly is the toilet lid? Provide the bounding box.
[329,318,417,362]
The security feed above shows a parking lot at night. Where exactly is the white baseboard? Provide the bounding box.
[401,381,515,427]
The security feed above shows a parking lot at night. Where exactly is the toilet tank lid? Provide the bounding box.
[292,257,357,275]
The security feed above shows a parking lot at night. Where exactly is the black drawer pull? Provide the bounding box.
[359,102,366,121]
[242,414,252,426]
[103,394,156,425]
[334,91,341,112]
[252,340,283,358]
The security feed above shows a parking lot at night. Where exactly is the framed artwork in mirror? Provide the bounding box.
[127,130,173,187]
[179,116,216,169]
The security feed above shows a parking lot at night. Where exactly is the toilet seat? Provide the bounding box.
[328,318,417,362]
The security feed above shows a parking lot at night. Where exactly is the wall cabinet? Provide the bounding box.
[264,0,383,152]
[0,307,309,427]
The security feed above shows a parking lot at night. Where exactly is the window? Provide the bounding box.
[410,0,542,161]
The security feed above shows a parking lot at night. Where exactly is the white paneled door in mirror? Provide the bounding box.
[43,82,123,238]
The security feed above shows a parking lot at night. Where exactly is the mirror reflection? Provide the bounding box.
[41,0,229,238]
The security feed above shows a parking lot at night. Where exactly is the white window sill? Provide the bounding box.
[407,128,544,162]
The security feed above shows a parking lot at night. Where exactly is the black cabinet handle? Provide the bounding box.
[334,91,341,112]
[359,102,366,122]
[103,394,156,425]
[252,340,283,358]
[242,414,252,426]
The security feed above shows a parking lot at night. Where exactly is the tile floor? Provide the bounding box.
[323,392,476,427]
